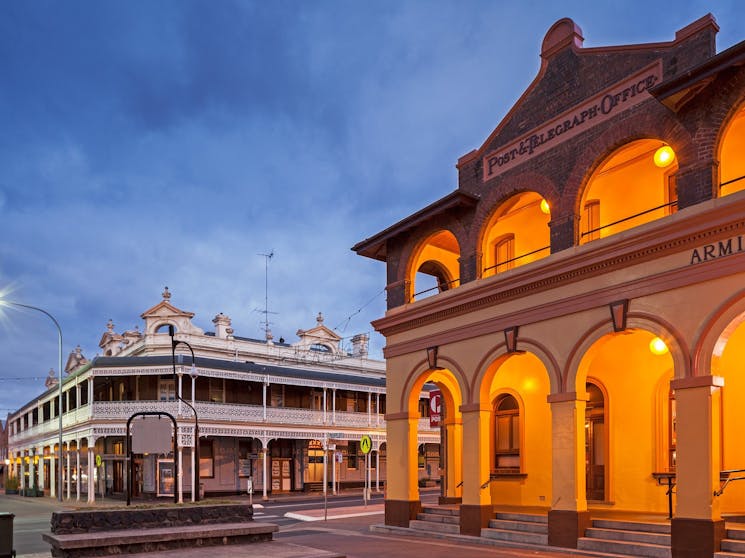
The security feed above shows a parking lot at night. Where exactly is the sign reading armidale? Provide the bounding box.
[690,233,745,265]
[482,61,663,181]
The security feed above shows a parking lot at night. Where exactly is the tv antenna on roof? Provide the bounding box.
[257,251,278,341]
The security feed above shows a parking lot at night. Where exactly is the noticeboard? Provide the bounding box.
[157,459,175,497]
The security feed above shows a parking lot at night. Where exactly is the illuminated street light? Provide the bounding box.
[0,299,64,501]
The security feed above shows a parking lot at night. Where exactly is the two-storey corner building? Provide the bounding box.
[6,288,440,503]
[354,14,745,557]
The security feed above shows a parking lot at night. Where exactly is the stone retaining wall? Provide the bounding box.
[51,504,253,534]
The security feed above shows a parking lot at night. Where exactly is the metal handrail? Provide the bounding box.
[483,245,550,275]
[715,468,745,497]
[412,277,460,299]
[581,200,678,238]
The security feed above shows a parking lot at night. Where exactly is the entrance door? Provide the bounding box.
[307,448,324,482]
[585,382,606,501]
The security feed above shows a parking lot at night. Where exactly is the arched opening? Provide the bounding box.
[575,329,673,510]
[155,323,173,334]
[408,231,460,302]
[719,104,745,197]
[579,139,678,244]
[406,367,464,502]
[483,351,551,506]
[481,192,551,278]
[710,311,745,513]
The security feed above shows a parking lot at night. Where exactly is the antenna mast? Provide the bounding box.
[257,251,277,341]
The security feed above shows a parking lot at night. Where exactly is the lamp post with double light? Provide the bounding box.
[0,299,64,502]
[168,325,200,502]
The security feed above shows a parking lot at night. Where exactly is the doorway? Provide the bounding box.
[585,382,606,501]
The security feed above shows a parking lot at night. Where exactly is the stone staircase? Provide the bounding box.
[715,525,745,557]
[481,512,548,545]
[577,518,671,557]
[408,505,461,535]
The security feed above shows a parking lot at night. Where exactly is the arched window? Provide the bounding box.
[481,192,550,278]
[719,104,745,197]
[494,394,520,473]
[579,139,678,244]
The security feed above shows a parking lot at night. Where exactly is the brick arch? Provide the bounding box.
[692,287,745,377]
[563,107,694,219]
[469,172,560,277]
[705,67,745,165]
[397,219,469,286]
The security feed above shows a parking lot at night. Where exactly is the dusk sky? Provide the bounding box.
[2,1,744,416]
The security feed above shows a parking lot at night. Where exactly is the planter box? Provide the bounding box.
[4,489,18,495]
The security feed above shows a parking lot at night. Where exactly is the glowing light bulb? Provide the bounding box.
[654,146,675,168]
[540,199,550,214]
[649,337,669,355]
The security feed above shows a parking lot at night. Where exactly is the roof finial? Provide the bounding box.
[162,286,171,301]
[107,319,114,332]
[316,312,324,325]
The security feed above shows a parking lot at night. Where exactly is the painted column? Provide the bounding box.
[458,403,489,536]
[38,450,45,493]
[375,446,380,492]
[383,412,421,527]
[20,456,26,490]
[367,392,372,426]
[191,445,196,503]
[88,378,94,406]
[178,444,183,504]
[444,415,463,501]
[376,393,380,426]
[261,448,269,501]
[50,455,56,499]
[323,388,327,424]
[262,380,268,421]
[75,448,80,501]
[671,375,725,558]
[87,445,95,504]
[547,393,590,548]
[29,452,36,492]
[332,388,336,425]
[66,448,71,500]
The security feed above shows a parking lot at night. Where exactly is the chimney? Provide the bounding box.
[351,333,369,358]
[213,313,233,339]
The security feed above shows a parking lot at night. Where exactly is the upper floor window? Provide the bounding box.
[579,139,678,244]
[481,192,550,278]
[159,379,175,401]
[719,105,745,197]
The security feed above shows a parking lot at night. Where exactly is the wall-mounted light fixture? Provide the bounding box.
[609,299,629,332]
[426,346,439,370]
[504,326,520,353]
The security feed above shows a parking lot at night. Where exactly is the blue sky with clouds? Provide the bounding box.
[1,1,744,416]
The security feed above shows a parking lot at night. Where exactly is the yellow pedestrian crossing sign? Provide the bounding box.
[360,434,372,454]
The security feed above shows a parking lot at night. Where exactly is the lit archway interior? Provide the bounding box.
[576,329,673,511]
[408,230,460,301]
[579,139,678,244]
[408,368,463,500]
[711,313,745,513]
[719,104,745,197]
[483,351,551,506]
[481,192,550,278]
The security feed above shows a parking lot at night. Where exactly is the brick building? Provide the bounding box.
[355,14,745,557]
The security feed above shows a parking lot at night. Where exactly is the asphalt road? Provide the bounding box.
[0,492,584,558]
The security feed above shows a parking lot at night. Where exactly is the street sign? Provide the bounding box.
[360,434,372,454]
[430,390,442,427]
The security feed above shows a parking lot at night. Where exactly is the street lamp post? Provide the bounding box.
[0,300,64,502]
[168,325,200,502]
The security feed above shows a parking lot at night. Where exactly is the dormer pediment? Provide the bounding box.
[140,287,203,336]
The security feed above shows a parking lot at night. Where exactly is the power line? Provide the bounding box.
[334,287,387,333]
[0,377,47,381]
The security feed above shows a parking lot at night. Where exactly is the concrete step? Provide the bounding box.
[715,553,745,558]
[494,512,547,524]
[584,527,671,546]
[481,527,548,545]
[592,519,670,534]
[723,538,745,553]
[416,512,460,525]
[408,519,460,534]
[487,518,547,534]
[577,537,671,558]
[421,505,459,517]
[727,528,745,540]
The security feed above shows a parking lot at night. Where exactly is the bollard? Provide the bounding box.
[0,512,15,558]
